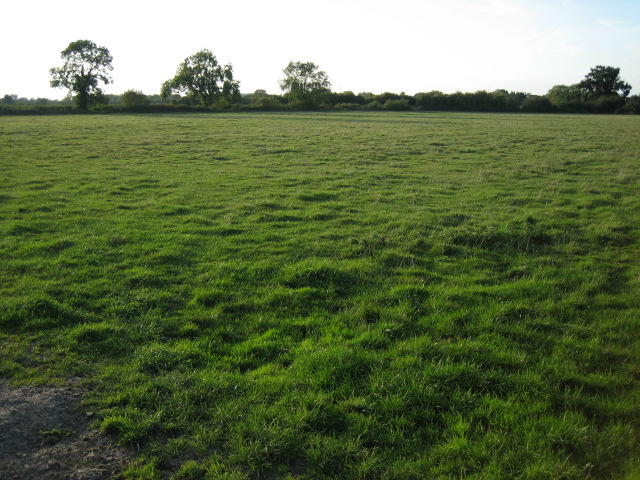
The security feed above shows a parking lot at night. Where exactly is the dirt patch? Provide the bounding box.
[0,381,133,479]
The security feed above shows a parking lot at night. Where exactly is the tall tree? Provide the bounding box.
[161,50,240,106]
[50,40,113,110]
[279,61,331,108]
[577,66,632,99]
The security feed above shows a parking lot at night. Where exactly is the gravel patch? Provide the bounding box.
[0,381,132,479]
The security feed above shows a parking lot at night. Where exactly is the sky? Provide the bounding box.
[2,0,640,100]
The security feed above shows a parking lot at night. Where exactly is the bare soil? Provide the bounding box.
[0,381,133,479]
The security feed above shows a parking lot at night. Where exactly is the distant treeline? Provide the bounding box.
[3,89,639,115]
[4,41,636,115]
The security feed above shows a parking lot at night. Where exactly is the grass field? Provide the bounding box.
[1,112,639,479]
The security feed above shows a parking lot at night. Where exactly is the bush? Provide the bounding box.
[617,96,640,114]
[520,95,557,113]
[120,90,150,108]
[555,98,592,113]
[329,91,366,106]
[333,103,361,111]
[0,105,76,115]
[415,91,449,110]
[365,100,383,110]
[593,95,625,114]
[251,96,285,111]
[383,99,411,111]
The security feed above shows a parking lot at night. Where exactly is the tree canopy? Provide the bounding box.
[577,65,632,99]
[49,40,113,110]
[279,61,331,108]
[161,50,240,106]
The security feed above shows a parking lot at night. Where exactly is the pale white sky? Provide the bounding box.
[2,0,639,99]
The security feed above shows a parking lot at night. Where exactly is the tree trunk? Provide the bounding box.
[75,90,90,110]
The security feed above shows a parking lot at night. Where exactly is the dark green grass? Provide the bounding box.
[1,112,639,479]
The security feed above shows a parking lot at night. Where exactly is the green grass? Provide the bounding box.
[1,111,639,479]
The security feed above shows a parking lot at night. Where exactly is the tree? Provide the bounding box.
[2,94,18,105]
[50,40,113,110]
[279,61,331,108]
[577,66,631,99]
[546,84,585,110]
[161,50,240,107]
[547,85,582,103]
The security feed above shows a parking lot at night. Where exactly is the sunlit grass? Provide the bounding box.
[1,112,639,479]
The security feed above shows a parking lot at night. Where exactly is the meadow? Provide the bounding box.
[1,111,639,479]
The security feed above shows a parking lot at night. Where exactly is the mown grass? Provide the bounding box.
[1,112,639,479]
